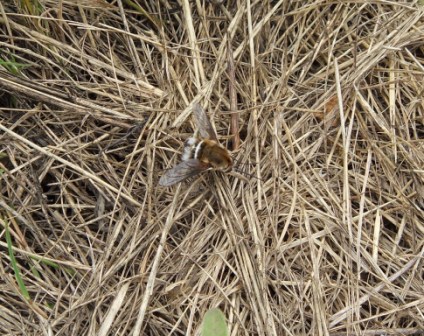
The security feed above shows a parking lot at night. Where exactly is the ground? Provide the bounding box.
[0,1,423,335]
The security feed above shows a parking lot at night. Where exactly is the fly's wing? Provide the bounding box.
[193,104,218,141]
[159,159,208,186]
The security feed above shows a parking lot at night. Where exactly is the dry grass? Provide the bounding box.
[1,1,424,335]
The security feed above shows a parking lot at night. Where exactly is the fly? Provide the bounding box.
[159,104,233,186]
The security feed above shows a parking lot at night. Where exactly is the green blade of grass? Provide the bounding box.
[3,217,31,301]
[123,0,161,30]
[29,255,76,276]
[20,0,43,16]
[0,56,31,74]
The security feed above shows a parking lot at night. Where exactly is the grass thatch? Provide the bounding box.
[1,1,424,335]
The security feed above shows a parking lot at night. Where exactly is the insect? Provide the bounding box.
[159,104,233,186]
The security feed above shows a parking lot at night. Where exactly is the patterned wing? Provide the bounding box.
[159,159,208,186]
[192,104,218,141]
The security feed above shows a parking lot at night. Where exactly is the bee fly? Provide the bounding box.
[159,104,233,186]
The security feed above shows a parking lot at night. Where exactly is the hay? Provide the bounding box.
[1,1,423,335]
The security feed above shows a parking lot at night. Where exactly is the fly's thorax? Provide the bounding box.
[196,139,232,171]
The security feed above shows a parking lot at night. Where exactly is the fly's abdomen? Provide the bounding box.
[182,137,200,161]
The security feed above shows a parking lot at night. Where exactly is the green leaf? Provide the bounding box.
[201,308,228,336]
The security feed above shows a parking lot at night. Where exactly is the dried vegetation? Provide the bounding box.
[1,1,424,335]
